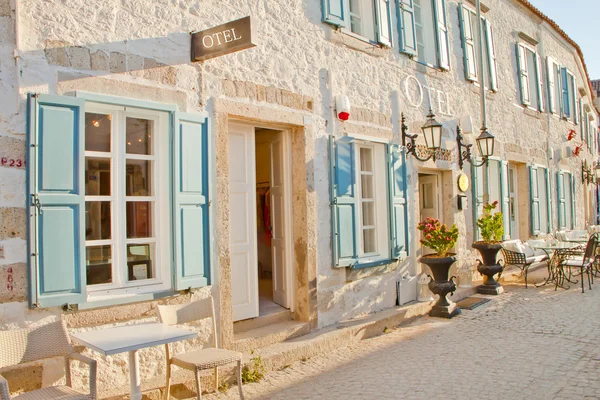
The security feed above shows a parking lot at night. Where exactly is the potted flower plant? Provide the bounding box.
[472,201,505,295]
[417,218,461,318]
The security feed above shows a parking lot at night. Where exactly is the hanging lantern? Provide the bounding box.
[421,109,443,151]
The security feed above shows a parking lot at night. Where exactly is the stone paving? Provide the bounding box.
[208,281,600,400]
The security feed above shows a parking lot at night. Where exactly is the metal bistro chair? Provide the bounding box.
[0,320,97,400]
[557,233,600,293]
[157,297,244,400]
[500,241,548,288]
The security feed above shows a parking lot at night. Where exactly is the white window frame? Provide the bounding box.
[535,166,549,235]
[84,102,172,301]
[348,0,377,42]
[414,0,437,67]
[523,44,540,111]
[462,5,496,91]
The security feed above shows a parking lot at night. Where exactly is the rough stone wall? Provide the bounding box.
[0,0,597,395]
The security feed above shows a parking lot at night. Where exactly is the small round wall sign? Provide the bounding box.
[457,173,470,192]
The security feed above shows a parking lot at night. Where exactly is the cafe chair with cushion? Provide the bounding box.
[559,233,600,293]
[0,320,97,400]
[501,239,548,288]
[157,297,244,400]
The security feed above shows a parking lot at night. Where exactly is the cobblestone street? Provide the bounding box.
[210,282,600,400]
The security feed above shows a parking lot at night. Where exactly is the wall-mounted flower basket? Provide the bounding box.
[573,144,583,157]
[567,129,577,141]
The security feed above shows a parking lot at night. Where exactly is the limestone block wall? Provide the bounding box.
[0,0,597,395]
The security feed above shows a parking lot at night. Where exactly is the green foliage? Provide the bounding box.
[477,201,504,242]
[417,217,459,257]
[242,351,266,384]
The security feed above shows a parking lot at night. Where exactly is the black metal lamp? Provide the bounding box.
[402,109,443,162]
[457,126,496,170]
[595,162,600,182]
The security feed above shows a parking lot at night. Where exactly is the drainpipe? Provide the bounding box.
[13,0,22,102]
[538,25,554,232]
[475,0,487,132]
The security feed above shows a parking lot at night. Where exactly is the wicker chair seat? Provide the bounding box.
[12,386,91,400]
[171,348,242,370]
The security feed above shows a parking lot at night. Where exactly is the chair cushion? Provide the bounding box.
[13,386,91,400]
[563,259,590,267]
[522,243,535,257]
[503,240,523,254]
[525,255,547,264]
[171,348,242,370]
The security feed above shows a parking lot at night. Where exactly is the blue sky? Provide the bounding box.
[528,0,599,80]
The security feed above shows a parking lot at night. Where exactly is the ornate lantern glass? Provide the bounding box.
[476,129,495,158]
[421,110,443,150]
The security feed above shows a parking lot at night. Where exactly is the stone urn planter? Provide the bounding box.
[472,242,504,295]
[419,254,461,318]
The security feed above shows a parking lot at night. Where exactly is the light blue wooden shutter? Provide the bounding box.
[557,171,566,229]
[572,75,579,124]
[388,144,408,259]
[173,112,210,290]
[433,0,450,70]
[561,67,570,118]
[472,162,484,241]
[569,173,575,229]
[499,161,510,239]
[484,18,498,91]
[330,136,358,267]
[547,57,556,113]
[375,0,393,47]
[397,0,417,56]
[27,94,86,308]
[535,53,544,112]
[544,168,552,233]
[459,5,477,82]
[516,44,530,106]
[322,0,348,27]
[529,166,541,235]
[580,99,585,141]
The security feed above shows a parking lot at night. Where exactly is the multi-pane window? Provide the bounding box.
[546,57,562,115]
[414,0,437,66]
[459,6,498,90]
[357,146,377,254]
[517,43,543,111]
[349,0,377,42]
[84,103,171,294]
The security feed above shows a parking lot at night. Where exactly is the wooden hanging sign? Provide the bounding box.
[191,16,256,62]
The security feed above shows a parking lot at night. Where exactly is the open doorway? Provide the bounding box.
[418,173,442,256]
[228,123,293,322]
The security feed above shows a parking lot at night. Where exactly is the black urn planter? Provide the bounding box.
[419,254,461,318]
[472,242,504,295]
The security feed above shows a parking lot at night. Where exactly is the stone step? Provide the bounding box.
[233,308,292,334]
[232,320,310,353]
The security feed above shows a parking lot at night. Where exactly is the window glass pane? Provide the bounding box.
[85,158,111,195]
[363,229,377,254]
[126,117,153,155]
[86,245,112,285]
[362,201,375,226]
[126,201,152,238]
[127,244,154,281]
[85,113,111,152]
[349,0,362,35]
[85,201,111,240]
[360,147,373,172]
[361,175,374,199]
[526,50,538,107]
[126,160,152,196]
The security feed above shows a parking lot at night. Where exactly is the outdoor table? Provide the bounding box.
[531,242,582,288]
[71,322,196,400]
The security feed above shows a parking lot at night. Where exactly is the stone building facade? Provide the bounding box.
[0,0,598,396]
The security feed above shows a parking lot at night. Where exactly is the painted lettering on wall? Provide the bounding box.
[0,157,26,169]
[6,267,13,292]
[402,75,453,117]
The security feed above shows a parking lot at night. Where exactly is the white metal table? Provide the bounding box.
[71,322,196,400]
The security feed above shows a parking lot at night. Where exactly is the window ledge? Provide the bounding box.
[326,28,388,57]
[75,289,181,311]
[522,106,542,119]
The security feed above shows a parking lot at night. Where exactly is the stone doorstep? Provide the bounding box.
[232,320,310,353]
[232,309,292,334]
[100,287,480,399]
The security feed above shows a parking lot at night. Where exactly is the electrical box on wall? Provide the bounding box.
[457,194,468,210]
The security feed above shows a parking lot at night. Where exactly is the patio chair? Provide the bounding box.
[157,297,244,400]
[0,320,97,400]
[500,240,548,288]
[559,233,600,293]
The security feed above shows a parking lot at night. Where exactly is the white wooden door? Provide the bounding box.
[419,175,439,221]
[269,132,292,308]
[228,124,259,321]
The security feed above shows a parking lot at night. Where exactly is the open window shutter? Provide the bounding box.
[529,166,541,235]
[547,57,556,113]
[27,94,86,308]
[499,161,510,239]
[433,0,450,70]
[330,136,358,267]
[557,171,566,229]
[569,173,576,229]
[572,76,579,124]
[561,67,570,118]
[322,0,348,27]
[535,53,544,112]
[516,44,530,106]
[472,162,484,241]
[388,144,408,259]
[375,0,393,47]
[459,5,477,82]
[545,168,552,233]
[397,0,417,56]
[173,112,210,290]
[484,19,498,91]
[580,100,585,141]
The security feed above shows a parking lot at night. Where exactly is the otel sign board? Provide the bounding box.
[191,16,256,62]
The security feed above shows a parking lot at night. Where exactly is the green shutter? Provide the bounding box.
[544,168,552,233]
[572,75,579,124]
[547,57,556,113]
[516,44,530,106]
[535,53,544,112]
[569,173,576,229]
[472,162,484,241]
[561,68,570,118]
[459,5,477,82]
[557,171,566,229]
[580,101,586,141]
[375,0,393,47]
[397,0,417,56]
[484,18,498,91]
[529,166,541,235]
[500,161,510,239]
[433,0,450,70]
[27,94,86,308]
[330,136,358,267]
[322,0,348,27]
[173,112,210,290]
[388,144,408,259]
